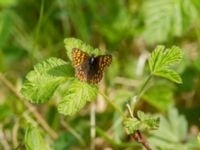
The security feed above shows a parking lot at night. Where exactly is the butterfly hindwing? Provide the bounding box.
[75,66,88,82]
[87,55,112,84]
[88,69,103,84]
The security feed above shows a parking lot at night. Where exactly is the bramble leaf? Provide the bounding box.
[148,46,182,83]
[123,111,159,134]
[142,0,200,44]
[123,117,140,134]
[25,124,52,150]
[58,79,98,115]
[148,107,200,150]
[137,111,160,130]
[21,57,73,103]
[154,69,182,84]
[64,38,102,60]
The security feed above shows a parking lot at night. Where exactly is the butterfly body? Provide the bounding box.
[72,48,112,84]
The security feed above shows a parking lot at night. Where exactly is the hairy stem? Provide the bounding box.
[127,74,153,150]
[137,74,152,100]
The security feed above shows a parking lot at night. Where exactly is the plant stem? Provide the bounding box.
[137,74,152,100]
[99,91,126,119]
[125,74,153,150]
[0,73,58,140]
[90,102,96,150]
[61,119,86,146]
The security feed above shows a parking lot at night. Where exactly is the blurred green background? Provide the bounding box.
[0,0,200,149]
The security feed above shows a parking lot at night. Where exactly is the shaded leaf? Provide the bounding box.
[25,124,52,150]
[148,107,200,150]
[142,0,200,43]
[142,81,174,112]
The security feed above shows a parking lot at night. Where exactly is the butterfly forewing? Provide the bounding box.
[72,48,89,82]
[72,48,89,67]
[96,55,112,71]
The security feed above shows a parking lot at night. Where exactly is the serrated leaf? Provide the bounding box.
[58,79,98,115]
[21,57,73,103]
[148,46,182,84]
[64,38,102,60]
[123,112,159,135]
[137,111,160,130]
[123,117,140,134]
[154,69,182,83]
[149,46,182,72]
[142,0,200,44]
[148,107,200,150]
[25,124,52,150]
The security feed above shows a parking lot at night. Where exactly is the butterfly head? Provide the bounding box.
[89,54,95,65]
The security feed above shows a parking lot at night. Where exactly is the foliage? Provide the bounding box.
[0,0,200,150]
[58,79,97,115]
[142,0,200,44]
[21,38,99,115]
[142,81,174,111]
[21,57,73,103]
[25,124,52,150]
[148,107,200,150]
[148,45,182,83]
[123,111,159,134]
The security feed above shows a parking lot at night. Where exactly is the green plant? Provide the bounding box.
[21,38,184,149]
[142,0,200,44]
[148,107,200,150]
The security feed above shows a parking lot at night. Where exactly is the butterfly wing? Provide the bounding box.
[72,48,89,82]
[72,48,89,67]
[96,55,112,71]
[88,55,112,84]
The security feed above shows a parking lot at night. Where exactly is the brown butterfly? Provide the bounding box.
[71,48,112,84]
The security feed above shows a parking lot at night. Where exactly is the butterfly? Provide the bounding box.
[71,48,112,84]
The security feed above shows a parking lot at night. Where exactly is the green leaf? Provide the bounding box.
[148,107,200,150]
[154,69,182,83]
[123,117,140,134]
[25,124,52,150]
[58,79,98,115]
[148,46,182,83]
[21,57,73,103]
[123,112,159,134]
[64,38,102,60]
[137,111,160,130]
[142,0,200,44]
[142,81,174,112]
